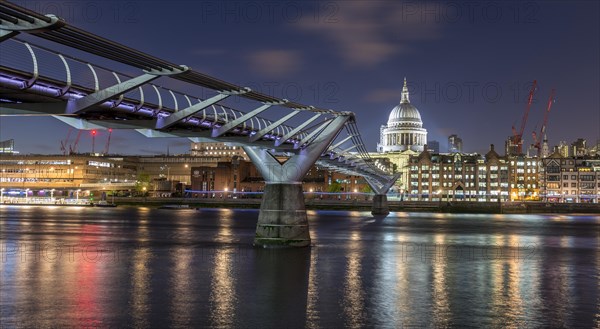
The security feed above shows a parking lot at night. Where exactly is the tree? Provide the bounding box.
[328,181,342,193]
[361,185,373,193]
[135,172,151,195]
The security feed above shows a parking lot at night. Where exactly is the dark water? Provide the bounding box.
[0,206,599,328]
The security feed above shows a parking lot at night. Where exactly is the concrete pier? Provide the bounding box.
[254,183,310,247]
[371,194,390,215]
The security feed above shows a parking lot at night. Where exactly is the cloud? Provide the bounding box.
[295,1,441,67]
[364,88,402,103]
[246,49,302,78]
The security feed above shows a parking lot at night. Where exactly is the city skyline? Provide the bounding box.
[0,1,598,155]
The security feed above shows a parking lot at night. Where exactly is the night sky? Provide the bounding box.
[1,0,598,155]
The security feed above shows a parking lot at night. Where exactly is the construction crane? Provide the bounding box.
[532,88,556,154]
[60,127,73,155]
[103,129,113,155]
[69,130,83,154]
[511,80,537,154]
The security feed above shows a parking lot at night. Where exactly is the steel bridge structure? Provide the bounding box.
[0,2,398,247]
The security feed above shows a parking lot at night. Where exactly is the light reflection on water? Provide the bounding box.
[0,207,598,328]
[342,230,365,328]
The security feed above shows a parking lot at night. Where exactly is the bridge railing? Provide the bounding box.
[0,38,313,143]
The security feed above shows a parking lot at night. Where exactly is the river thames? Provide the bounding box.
[0,206,599,328]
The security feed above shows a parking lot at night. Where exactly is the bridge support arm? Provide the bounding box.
[66,73,159,114]
[157,93,232,130]
[243,115,350,248]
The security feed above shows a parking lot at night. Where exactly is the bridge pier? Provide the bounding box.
[255,183,310,247]
[371,194,389,215]
[365,175,399,216]
[243,115,350,248]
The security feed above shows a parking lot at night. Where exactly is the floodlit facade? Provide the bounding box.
[371,78,428,192]
[407,145,510,202]
[191,142,248,160]
[377,78,427,153]
[0,155,137,199]
[507,155,540,200]
[540,153,600,203]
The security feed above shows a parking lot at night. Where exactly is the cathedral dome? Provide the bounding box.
[386,78,422,128]
[377,77,428,153]
[387,103,422,126]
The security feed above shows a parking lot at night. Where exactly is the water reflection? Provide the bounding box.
[431,234,451,328]
[169,224,195,327]
[343,229,365,328]
[73,225,106,328]
[539,234,574,328]
[130,214,152,328]
[305,243,320,328]
[0,208,598,328]
[209,247,237,328]
[242,248,311,328]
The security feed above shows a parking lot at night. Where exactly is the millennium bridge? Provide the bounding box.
[0,2,398,247]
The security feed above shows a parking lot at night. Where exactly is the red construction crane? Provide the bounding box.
[103,129,113,155]
[532,88,556,153]
[511,80,537,154]
[69,130,83,154]
[60,127,73,155]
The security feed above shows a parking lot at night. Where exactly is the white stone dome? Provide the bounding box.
[387,103,422,127]
[377,77,428,153]
[387,78,422,128]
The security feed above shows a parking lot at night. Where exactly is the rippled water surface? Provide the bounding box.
[1,206,599,328]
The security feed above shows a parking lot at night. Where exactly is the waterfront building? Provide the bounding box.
[507,154,540,200]
[0,154,137,199]
[0,139,18,154]
[539,153,600,203]
[0,152,369,200]
[190,141,248,160]
[407,144,510,202]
